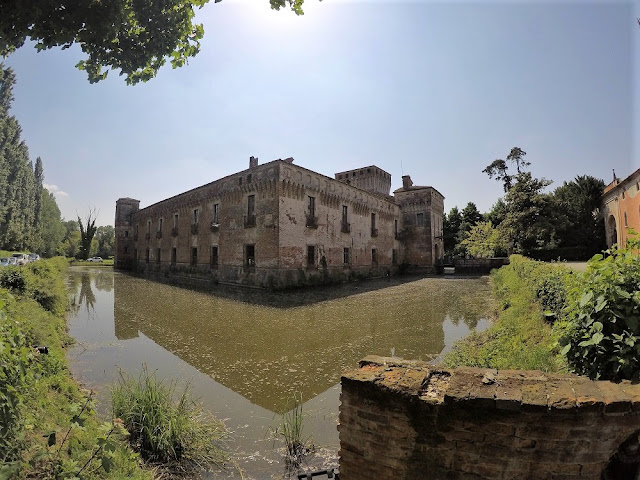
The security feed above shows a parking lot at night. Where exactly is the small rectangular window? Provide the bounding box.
[248,195,255,218]
[343,247,350,265]
[134,249,138,262]
[246,245,255,268]
[392,249,397,265]
[211,246,219,268]
[171,247,177,265]
[191,247,198,266]
[125,230,129,238]
[193,208,199,225]
[394,220,398,239]
[124,246,128,254]
[145,248,150,263]
[416,213,425,226]
[372,248,377,265]
[307,245,315,267]
[156,248,161,263]
[247,174,252,183]
[308,196,315,217]
[371,212,376,229]
[159,218,163,231]
[173,213,178,228]
[342,205,348,223]
[147,221,151,234]
[213,204,219,224]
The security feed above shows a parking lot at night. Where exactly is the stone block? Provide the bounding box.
[596,380,632,414]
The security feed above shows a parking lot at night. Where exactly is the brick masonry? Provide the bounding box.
[115,158,445,289]
[339,356,640,480]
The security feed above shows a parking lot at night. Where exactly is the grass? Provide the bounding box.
[0,257,152,479]
[111,366,229,473]
[443,256,569,372]
[272,393,314,468]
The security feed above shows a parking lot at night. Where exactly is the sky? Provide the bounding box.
[3,0,639,226]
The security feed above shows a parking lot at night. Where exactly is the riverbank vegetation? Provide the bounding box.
[445,238,640,381]
[0,258,152,479]
[111,367,228,473]
[444,147,606,261]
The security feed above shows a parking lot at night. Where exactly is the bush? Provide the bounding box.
[111,366,228,471]
[0,308,34,462]
[559,240,640,381]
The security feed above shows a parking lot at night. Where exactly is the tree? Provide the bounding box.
[77,210,98,260]
[485,198,507,228]
[552,175,606,256]
[460,221,507,258]
[483,147,529,192]
[443,207,462,255]
[0,0,311,85]
[501,172,555,254]
[0,65,41,251]
[95,225,115,258]
[40,189,65,257]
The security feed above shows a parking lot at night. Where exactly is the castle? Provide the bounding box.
[115,157,444,289]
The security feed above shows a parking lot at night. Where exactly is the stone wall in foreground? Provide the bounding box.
[339,356,640,480]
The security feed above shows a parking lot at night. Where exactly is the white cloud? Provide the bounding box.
[43,183,69,198]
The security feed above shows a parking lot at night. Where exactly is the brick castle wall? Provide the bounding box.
[339,356,640,480]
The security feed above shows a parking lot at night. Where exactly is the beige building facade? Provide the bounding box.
[601,168,640,248]
[115,157,444,289]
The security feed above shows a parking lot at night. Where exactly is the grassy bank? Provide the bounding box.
[0,258,151,479]
[443,255,571,372]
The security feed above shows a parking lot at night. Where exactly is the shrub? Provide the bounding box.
[111,366,228,471]
[559,239,640,381]
[0,308,34,462]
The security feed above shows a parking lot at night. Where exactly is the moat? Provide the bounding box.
[66,267,493,479]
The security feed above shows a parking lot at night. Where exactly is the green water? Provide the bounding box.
[66,268,492,478]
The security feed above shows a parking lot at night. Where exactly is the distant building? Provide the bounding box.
[601,168,640,248]
[115,157,444,289]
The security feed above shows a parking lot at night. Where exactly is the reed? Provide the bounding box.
[111,366,228,472]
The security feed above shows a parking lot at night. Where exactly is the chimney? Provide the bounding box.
[283,157,294,164]
[249,156,258,168]
[402,175,413,189]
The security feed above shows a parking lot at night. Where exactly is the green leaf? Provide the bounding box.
[560,344,571,356]
[579,291,593,308]
[592,332,604,345]
[101,455,114,473]
[594,297,607,313]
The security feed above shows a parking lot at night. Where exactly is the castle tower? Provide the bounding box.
[114,198,140,270]
[334,165,392,196]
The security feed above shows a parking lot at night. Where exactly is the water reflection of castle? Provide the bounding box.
[111,272,489,412]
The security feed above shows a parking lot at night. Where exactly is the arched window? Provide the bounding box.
[608,215,618,247]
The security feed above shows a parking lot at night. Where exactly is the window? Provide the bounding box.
[245,245,255,268]
[159,218,163,231]
[416,213,425,226]
[191,247,198,266]
[372,248,377,265]
[248,195,255,218]
[247,174,252,183]
[147,221,151,234]
[124,246,128,254]
[135,224,139,237]
[239,177,243,185]
[173,213,178,228]
[124,230,129,238]
[392,249,397,265]
[211,246,219,268]
[624,212,628,227]
[145,248,150,263]
[343,247,350,265]
[307,245,315,267]
[308,196,315,217]
[394,220,398,239]
[134,249,138,262]
[171,247,176,265]
[193,208,199,225]
[371,213,377,237]
[156,248,161,263]
[213,204,219,224]
[342,205,348,223]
